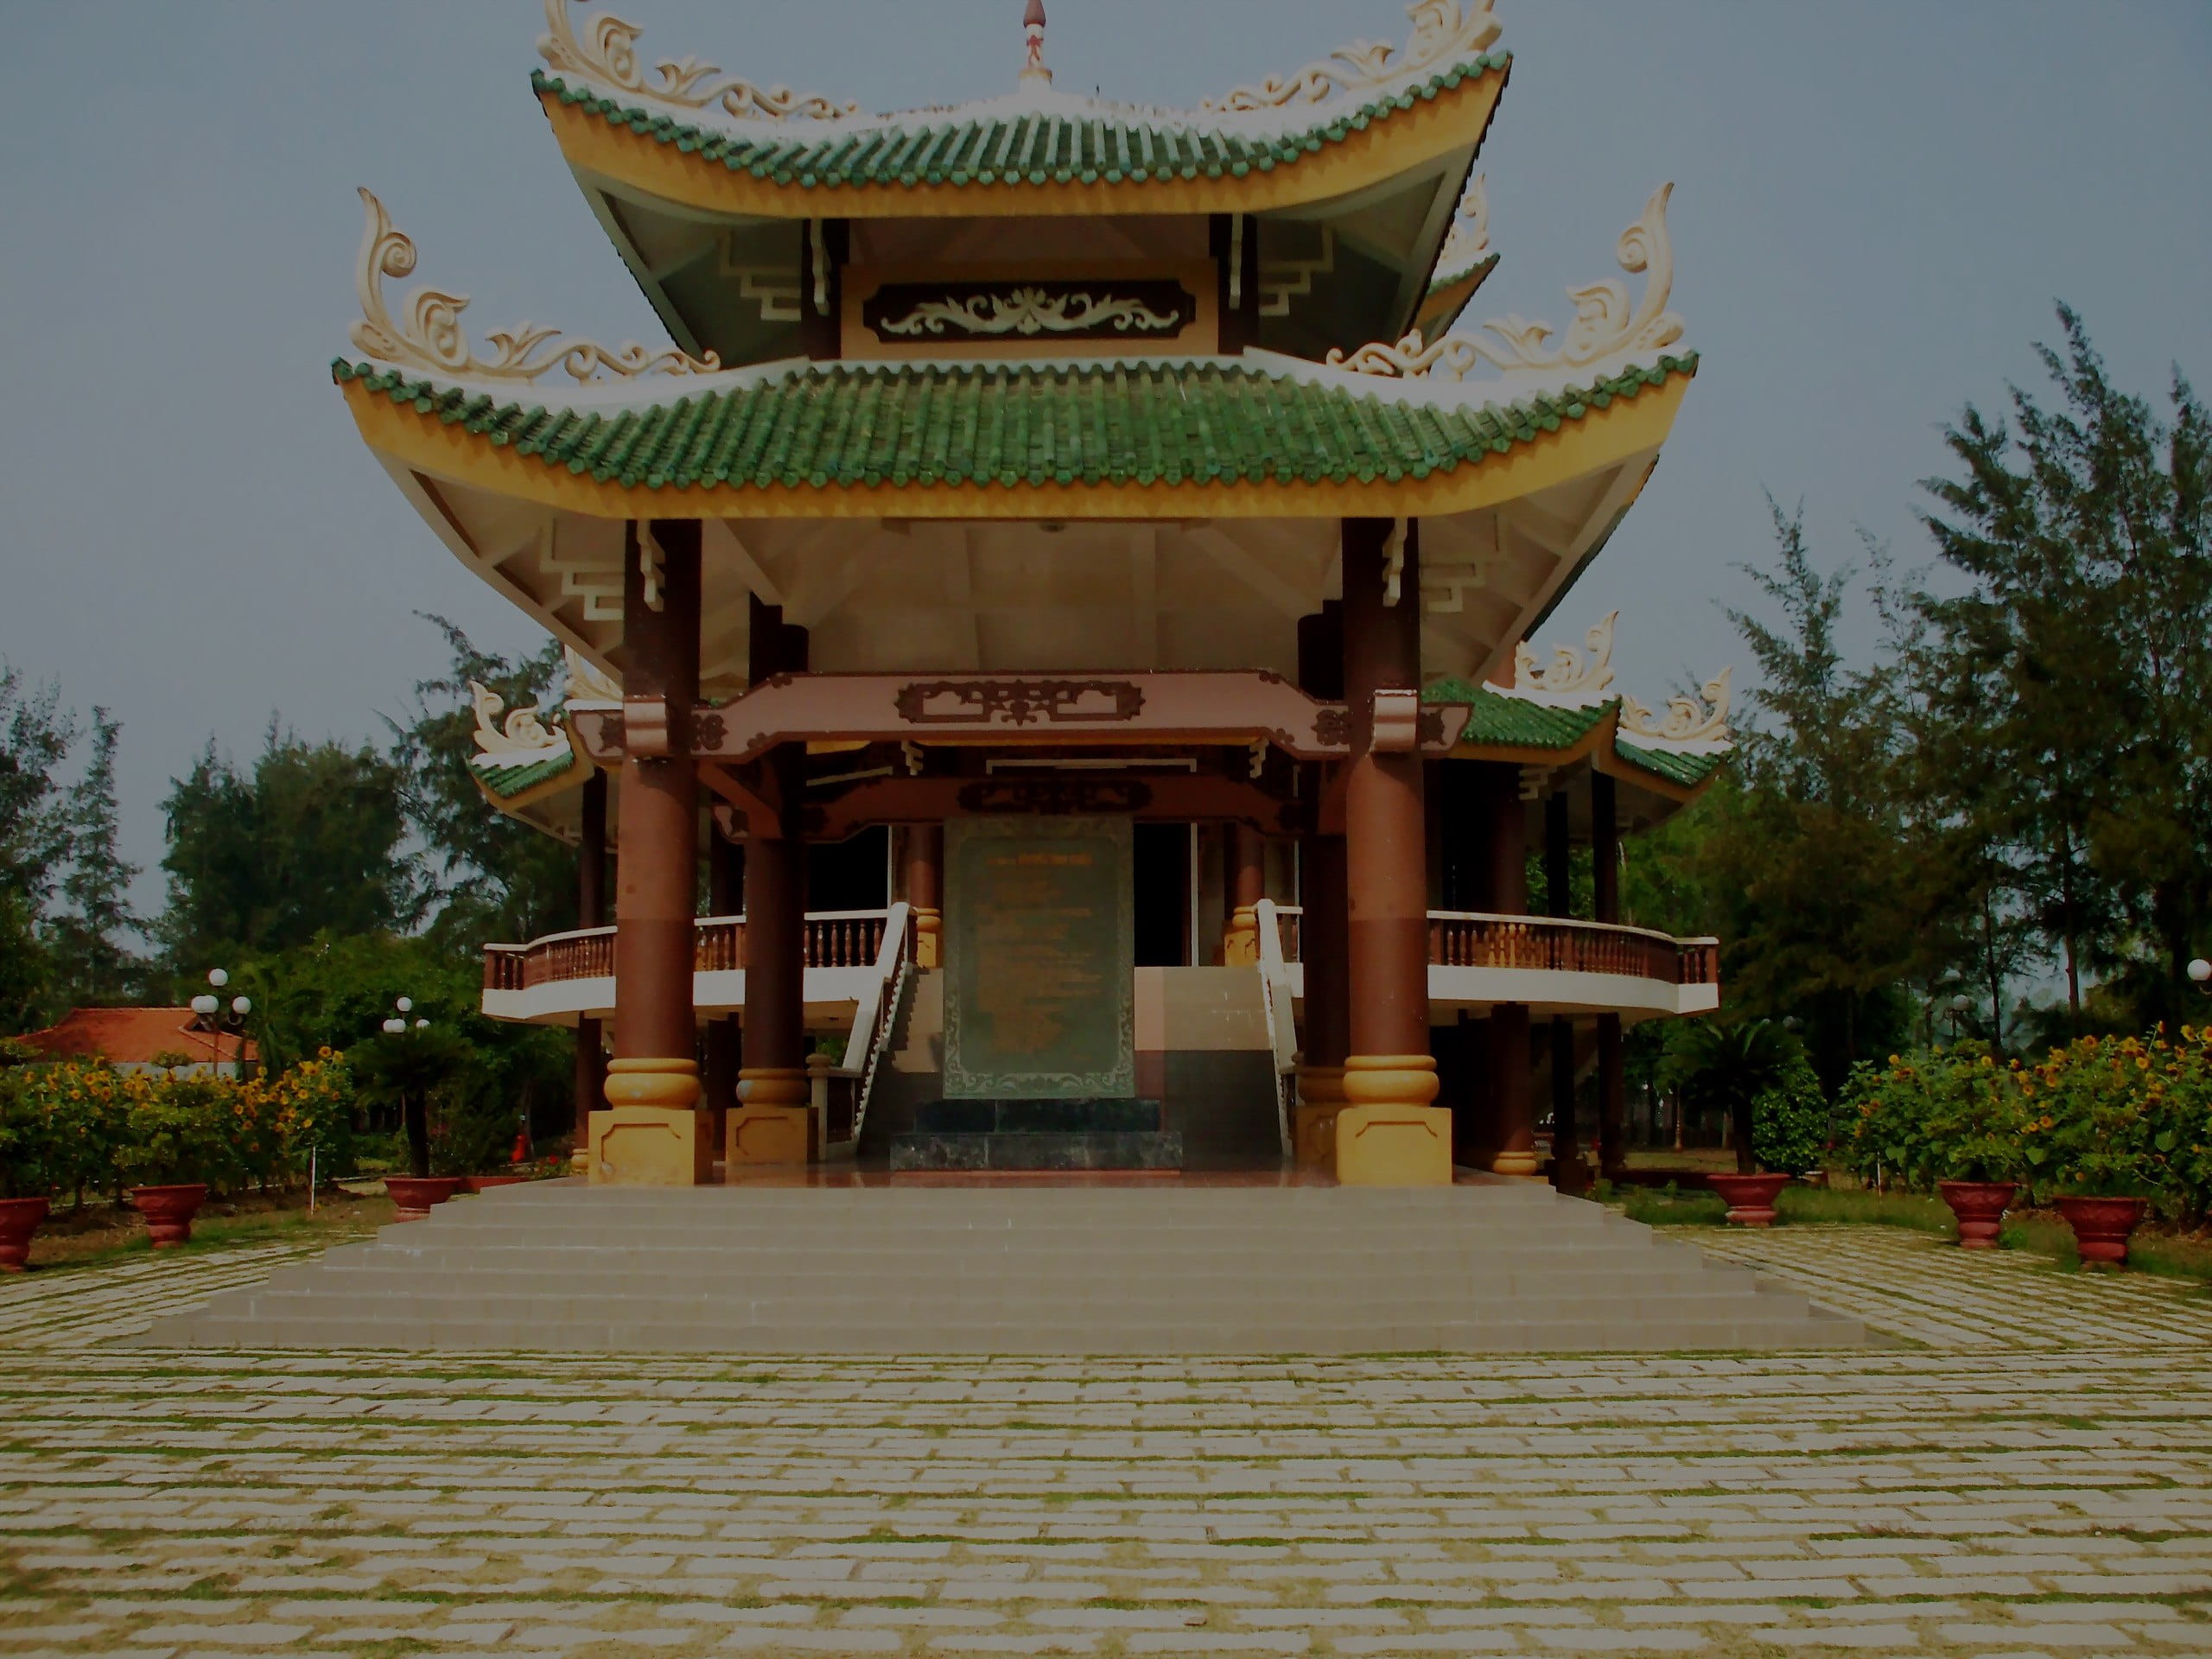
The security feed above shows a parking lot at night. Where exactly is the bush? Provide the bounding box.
[0,1052,364,1200]
[1751,1054,1830,1176]
[1843,1027,2212,1217]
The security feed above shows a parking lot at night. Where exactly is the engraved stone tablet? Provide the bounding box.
[943,817,1135,1100]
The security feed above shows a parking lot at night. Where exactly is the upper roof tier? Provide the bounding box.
[535,0,1510,365]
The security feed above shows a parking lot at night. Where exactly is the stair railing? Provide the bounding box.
[1252,898,1300,1159]
[837,901,914,1154]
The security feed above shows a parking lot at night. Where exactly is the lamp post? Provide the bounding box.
[380,998,435,1179]
[1948,994,1971,1045]
[188,969,253,1078]
[2190,958,2210,995]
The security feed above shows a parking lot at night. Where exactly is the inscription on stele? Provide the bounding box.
[943,817,1135,1100]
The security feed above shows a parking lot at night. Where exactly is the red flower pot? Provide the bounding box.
[1707,1173,1790,1228]
[461,1175,525,1195]
[385,1176,463,1221]
[1939,1180,2018,1250]
[0,1197,50,1273]
[2055,1195,2148,1268]
[131,1184,209,1249]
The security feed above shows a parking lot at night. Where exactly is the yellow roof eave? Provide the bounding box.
[540,71,1506,222]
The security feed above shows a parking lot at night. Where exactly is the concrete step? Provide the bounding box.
[143,1185,1866,1356]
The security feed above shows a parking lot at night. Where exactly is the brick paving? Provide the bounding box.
[1,1224,2209,1656]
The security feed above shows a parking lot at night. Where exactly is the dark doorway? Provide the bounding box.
[1134,823,1191,967]
[809,826,889,912]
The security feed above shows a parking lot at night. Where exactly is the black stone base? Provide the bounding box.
[890,1131,1185,1173]
[914,1097,1164,1135]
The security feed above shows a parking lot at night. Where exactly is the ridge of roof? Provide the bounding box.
[530,51,1508,193]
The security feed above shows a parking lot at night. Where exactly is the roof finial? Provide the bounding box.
[1020,0,1052,86]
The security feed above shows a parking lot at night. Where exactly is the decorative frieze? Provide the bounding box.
[894,679,1147,728]
[468,682,567,766]
[863,282,1196,344]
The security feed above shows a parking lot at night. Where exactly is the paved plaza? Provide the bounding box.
[2,1225,2209,1657]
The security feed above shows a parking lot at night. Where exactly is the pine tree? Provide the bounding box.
[47,709,143,1005]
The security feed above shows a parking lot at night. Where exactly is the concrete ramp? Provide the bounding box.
[144,1183,1866,1355]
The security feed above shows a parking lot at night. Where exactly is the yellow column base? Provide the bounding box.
[590,1059,707,1186]
[1293,1064,1346,1170]
[913,908,942,969]
[730,1067,812,1166]
[1334,1054,1451,1187]
[1491,1149,1544,1179]
[1224,906,1260,966]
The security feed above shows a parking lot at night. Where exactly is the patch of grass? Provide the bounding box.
[1775,1185,1953,1233]
[23,1190,392,1272]
[2000,1211,2081,1269]
[2127,1231,2212,1284]
[1621,1185,1726,1227]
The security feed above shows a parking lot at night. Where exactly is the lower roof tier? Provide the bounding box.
[343,350,1693,700]
[336,351,1692,509]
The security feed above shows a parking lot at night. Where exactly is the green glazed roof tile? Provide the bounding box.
[473,752,581,801]
[1614,741,1725,786]
[531,56,1510,192]
[334,353,1699,496]
[1423,684,1729,788]
[1424,683,1612,748]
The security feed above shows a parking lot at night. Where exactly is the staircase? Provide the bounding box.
[145,1183,1866,1354]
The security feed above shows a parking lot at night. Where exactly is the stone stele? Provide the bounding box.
[943,817,1135,1100]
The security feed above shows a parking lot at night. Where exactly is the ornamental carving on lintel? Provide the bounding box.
[1329,183,1683,380]
[350,189,722,385]
[1205,0,1501,111]
[539,0,859,121]
[895,680,1147,728]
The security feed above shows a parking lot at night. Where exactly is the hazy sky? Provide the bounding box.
[3,1,2209,922]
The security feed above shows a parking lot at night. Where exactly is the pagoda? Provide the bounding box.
[337,0,1731,1190]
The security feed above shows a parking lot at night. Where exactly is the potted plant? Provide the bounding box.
[1669,1022,1821,1227]
[1925,1050,2025,1249]
[0,1070,54,1272]
[351,1026,473,1222]
[2026,1035,2171,1270]
[119,1073,238,1249]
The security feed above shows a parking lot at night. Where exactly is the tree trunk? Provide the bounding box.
[404,1092,429,1179]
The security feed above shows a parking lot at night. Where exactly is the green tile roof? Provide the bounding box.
[1426,683,1611,748]
[531,58,1510,192]
[1615,741,1725,786]
[1423,683,1729,788]
[474,751,581,802]
[333,353,1696,494]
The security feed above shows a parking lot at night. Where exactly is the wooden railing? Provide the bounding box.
[484,910,892,991]
[1266,906,1719,988]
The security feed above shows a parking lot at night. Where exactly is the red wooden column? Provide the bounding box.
[1336,518,1448,1185]
[1546,788,1587,1192]
[729,595,813,1166]
[906,823,944,969]
[597,520,707,1185]
[1487,766,1541,1177]
[702,831,745,1163]
[570,767,608,1173]
[1592,771,1627,1179]
[1294,606,1350,1167]
[1224,824,1267,963]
